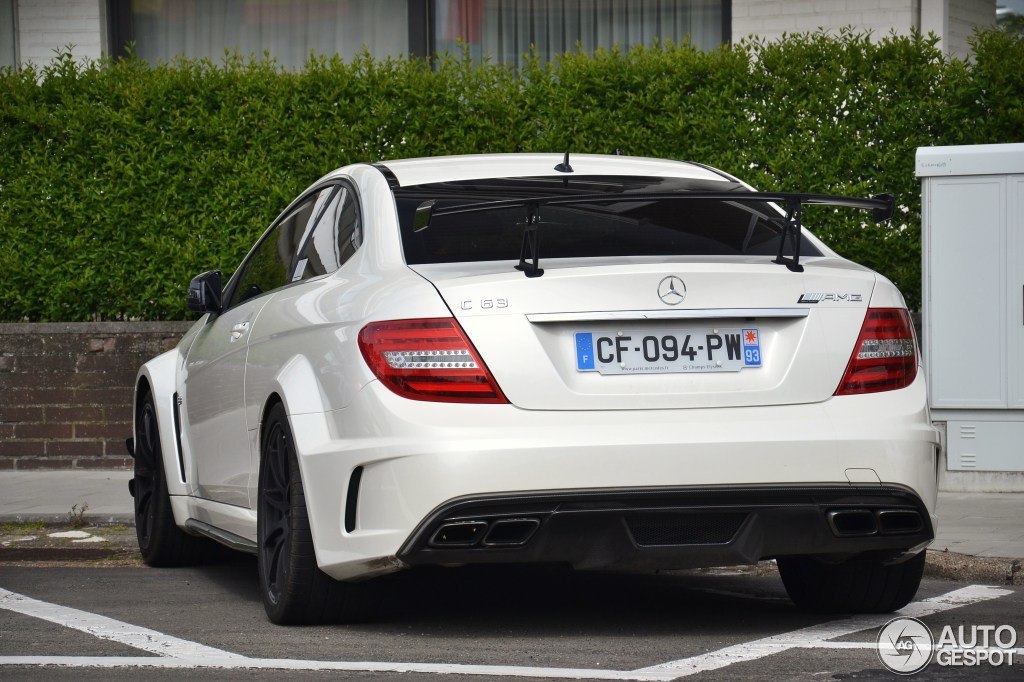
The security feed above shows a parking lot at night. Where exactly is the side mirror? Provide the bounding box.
[187,270,223,314]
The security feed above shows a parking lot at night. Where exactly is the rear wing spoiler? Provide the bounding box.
[412,191,896,276]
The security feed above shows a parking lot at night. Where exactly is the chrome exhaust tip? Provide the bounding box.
[429,520,488,547]
[482,518,541,547]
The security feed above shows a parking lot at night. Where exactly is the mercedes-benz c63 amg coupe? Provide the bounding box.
[130,153,939,624]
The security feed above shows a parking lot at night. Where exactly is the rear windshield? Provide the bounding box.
[393,175,822,265]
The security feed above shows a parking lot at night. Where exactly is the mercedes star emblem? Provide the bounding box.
[658,276,686,305]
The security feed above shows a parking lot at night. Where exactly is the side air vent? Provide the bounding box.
[344,466,363,533]
[172,393,186,483]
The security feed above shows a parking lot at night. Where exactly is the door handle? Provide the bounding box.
[230,321,250,342]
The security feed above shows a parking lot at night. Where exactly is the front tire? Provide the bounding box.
[257,402,378,624]
[133,391,217,566]
[778,551,926,613]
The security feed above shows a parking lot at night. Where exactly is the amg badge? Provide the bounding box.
[798,293,863,303]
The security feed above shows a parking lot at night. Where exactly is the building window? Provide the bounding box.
[126,0,409,69]
[109,0,728,69]
[1,0,16,69]
[433,0,725,66]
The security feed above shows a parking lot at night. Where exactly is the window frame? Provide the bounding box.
[221,179,363,313]
[0,0,17,69]
[292,182,364,284]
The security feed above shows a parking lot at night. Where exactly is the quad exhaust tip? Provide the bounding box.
[429,518,540,548]
[827,509,924,537]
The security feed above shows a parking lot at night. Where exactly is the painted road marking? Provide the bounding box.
[636,584,1012,676]
[0,656,677,679]
[801,642,1024,654]
[0,587,243,660]
[0,584,1013,679]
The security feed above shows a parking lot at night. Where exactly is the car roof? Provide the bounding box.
[369,153,732,187]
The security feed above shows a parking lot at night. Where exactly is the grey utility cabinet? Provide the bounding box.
[918,143,1024,477]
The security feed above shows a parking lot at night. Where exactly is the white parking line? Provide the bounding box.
[636,585,1012,676]
[0,656,678,679]
[0,587,244,660]
[801,642,1024,655]
[0,584,1013,679]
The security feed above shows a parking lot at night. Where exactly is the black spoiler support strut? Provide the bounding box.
[412,191,896,276]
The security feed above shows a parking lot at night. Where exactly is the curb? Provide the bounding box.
[0,514,134,525]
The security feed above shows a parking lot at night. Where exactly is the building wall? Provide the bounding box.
[733,0,994,58]
[0,322,191,470]
[733,0,919,39]
[6,1,996,68]
[948,0,996,55]
[15,0,105,67]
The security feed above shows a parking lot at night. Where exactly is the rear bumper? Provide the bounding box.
[289,373,938,580]
[397,485,934,572]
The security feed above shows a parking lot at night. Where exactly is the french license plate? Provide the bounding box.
[575,328,762,375]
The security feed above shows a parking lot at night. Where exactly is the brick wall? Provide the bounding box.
[0,322,191,470]
[15,0,106,67]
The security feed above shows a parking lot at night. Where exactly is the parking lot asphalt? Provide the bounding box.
[1,471,1022,679]
[1,561,1022,680]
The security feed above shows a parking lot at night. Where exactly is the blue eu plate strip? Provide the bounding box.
[575,332,595,371]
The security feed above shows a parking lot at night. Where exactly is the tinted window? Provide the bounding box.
[294,185,362,281]
[394,176,822,265]
[228,191,326,307]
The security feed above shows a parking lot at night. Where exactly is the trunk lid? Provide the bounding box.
[410,257,875,410]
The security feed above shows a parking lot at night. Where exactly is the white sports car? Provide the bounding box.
[130,153,939,624]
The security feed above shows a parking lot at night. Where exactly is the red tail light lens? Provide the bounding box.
[358,318,508,404]
[834,308,918,396]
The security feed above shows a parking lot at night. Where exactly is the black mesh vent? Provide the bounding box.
[626,513,748,546]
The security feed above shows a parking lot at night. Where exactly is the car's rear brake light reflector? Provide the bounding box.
[358,318,508,404]
[834,308,918,395]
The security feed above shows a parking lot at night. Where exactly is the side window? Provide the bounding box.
[294,185,363,282]
[228,189,331,308]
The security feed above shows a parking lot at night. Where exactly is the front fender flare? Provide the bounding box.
[134,349,188,500]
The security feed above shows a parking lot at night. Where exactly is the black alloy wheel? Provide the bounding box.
[258,415,293,608]
[132,390,214,566]
[132,395,160,551]
[257,402,379,624]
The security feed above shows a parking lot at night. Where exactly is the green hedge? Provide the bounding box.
[1,30,1022,321]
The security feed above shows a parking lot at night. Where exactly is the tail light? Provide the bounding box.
[358,318,507,404]
[834,308,918,396]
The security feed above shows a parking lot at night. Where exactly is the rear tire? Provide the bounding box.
[778,551,926,613]
[133,391,219,566]
[257,402,379,625]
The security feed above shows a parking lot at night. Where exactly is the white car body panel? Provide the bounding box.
[412,258,877,410]
[133,153,939,584]
[298,375,936,579]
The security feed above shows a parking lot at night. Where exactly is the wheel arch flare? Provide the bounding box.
[134,349,189,499]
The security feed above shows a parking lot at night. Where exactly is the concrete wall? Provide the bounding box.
[15,0,106,67]
[733,0,919,39]
[733,0,994,58]
[0,322,191,470]
[947,0,996,56]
